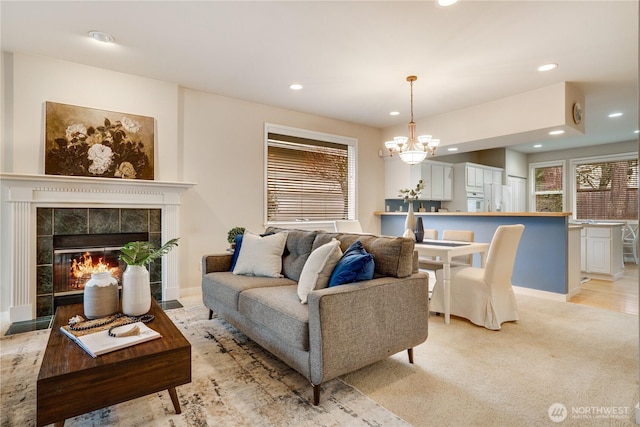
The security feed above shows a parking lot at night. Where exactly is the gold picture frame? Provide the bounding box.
[45,101,155,180]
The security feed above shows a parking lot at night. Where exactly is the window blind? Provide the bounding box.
[533,164,564,212]
[575,158,638,220]
[267,133,355,222]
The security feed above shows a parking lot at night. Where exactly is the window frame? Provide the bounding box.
[569,152,638,221]
[529,160,567,213]
[263,123,358,227]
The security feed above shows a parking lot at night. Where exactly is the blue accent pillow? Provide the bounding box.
[230,233,244,271]
[328,240,375,287]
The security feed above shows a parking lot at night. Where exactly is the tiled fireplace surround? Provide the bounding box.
[36,207,162,317]
[1,174,194,323]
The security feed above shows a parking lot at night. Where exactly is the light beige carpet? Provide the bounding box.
[1,305,407,426]
[342,294,639,426]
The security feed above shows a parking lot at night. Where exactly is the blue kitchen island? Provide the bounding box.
[378,211,580,298]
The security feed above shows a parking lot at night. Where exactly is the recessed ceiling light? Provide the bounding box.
[608,112,623,118]
[634,130,639,134]
[447,147,458,152]
[88,30,114,43]
[389,111,400,116]
[537,63,558,72]
[437,0,459,6]
[533,144,543,148]
[289,84,303,90]
[549,130,565,136]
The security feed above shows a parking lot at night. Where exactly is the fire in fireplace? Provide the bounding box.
[53,232,148,307]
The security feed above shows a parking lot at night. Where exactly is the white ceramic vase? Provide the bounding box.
[84,272,119,319]
[121,265,151,316]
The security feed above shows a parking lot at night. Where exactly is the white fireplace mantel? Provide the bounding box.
[1,173,196,322]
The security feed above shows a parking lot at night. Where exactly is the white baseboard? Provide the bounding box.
[513,286,569,302]
[9,304,33,323]
[179,286,202,298]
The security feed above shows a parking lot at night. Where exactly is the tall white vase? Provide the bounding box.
[122,265,151,316]
[404,202,416,232]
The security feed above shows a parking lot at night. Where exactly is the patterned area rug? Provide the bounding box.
[1,305,408,426]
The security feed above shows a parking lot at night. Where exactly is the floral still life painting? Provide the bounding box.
[45,102,154,180]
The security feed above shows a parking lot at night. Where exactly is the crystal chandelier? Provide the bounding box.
[385,76,440,165]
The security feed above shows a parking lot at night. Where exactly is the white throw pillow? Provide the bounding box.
[297,239,343,304]
[233,231,288,278]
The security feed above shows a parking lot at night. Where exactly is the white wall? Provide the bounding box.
[179,88,383,293]
[3,52,180,180]
[505,149,528,179]
[1,52,384,304]
[526,139,637,164]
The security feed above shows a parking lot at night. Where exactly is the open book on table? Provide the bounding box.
[60,322,162,358]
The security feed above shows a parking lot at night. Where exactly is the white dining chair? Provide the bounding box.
[430,224,525,330]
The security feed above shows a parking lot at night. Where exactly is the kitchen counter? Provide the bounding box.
[379,211,576,298]
[376,211,571,217]
[570,221,625,227]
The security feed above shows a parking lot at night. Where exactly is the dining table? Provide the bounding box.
[415,239,490,324]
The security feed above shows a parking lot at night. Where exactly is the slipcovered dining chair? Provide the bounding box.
[419,229,474,271]
[430,224,525,330]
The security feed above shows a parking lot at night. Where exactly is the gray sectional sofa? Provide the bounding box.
[201,227,429,405]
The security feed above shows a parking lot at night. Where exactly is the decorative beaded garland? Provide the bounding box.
[68,314,122,331]
[68,313,155,338]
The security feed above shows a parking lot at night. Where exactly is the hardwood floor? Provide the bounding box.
[570,262,639,315]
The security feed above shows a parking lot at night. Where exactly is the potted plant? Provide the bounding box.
[227,227,245,249]
[118,238,179,316]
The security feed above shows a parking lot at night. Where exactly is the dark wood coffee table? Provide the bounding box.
[37,299,191,427]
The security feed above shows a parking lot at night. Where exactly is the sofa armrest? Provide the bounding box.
[306,273,429,385]
[202,253,233,274]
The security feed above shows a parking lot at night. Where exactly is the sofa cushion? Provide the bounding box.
[265,227,317,282]
[233,231,288,277]
[203,271,296,311]
[297,238,343,304]
[238,285,310,351]
[328,241,375,287]
[312,233,414,278]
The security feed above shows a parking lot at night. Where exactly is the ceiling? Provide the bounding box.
[1,1,638,154]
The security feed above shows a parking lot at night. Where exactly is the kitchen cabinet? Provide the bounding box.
[384,156,452,201]
[422,162,452,201]
[580,223,624,281]
[420,162,433,200]
[466,165,484,192]
[445,162,503,212]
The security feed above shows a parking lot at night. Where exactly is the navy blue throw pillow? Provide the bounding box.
[328,240,375,287]
[230,233,244,271]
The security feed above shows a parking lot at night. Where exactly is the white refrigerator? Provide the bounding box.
[484,183,511,212]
